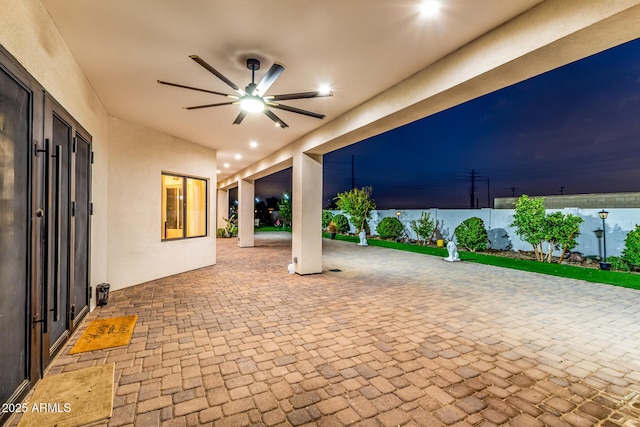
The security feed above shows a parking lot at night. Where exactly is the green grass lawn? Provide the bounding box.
[255,225,292,232]
[253,225,291,233]
[323,233,640,290]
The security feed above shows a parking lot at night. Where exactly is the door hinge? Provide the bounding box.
[91,151,95,164]
[71,304,75,320]
[72,137,77,153]
[89,286,92,299]
[89,202,94,215]
[71,201,76,217]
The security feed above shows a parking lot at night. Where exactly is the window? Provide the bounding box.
[161,173,207,240]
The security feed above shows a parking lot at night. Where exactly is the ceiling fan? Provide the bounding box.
[158,55,333,128]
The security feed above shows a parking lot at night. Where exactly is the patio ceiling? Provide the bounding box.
[41,0,543,181]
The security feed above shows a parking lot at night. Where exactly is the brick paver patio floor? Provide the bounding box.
[11,232,640,426]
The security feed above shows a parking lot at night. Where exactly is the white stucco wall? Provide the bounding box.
[332,208,640,258]
[108,118,217,290]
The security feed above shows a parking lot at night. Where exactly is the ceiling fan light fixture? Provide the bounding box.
[240,96,264,113]
[318,84,332,95]
[420,0,441,17]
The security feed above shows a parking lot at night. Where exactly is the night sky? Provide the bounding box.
[254,37,640,210]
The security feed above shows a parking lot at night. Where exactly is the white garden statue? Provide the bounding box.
[358,229,368,246]
[444,240,460,262]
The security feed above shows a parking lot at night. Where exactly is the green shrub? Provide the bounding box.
[622,224,640,268]
[511,195,546,261]
[544,211,583,263]
[332,214,350,234]
[335,186,376,232]
[216,228,226,238]
[376,217,404,240]
[454,217,489,252]
[607,256,630,272]
[322,210,334,229]
[278,195,292,227]
[410,211,435,245]
[223,215,237,236]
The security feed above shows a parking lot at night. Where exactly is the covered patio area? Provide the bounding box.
[12,233,640,426]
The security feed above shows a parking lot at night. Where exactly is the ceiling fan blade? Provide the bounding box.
[189,55,245,94]
[233,110,248,125]
[268,103,326,119]
[254,62,285,95]
[265,91,333,101]
[184,101,237,110]
[263,109,289,128]
[157,80,235,98]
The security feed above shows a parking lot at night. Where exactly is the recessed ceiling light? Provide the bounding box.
[420,0,441,16]
[235,154,242,160]
[223,163,230,168]
[249,141,258,148]
[216,169,221,174]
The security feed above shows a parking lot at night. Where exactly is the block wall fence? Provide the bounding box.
[329,208,640,258]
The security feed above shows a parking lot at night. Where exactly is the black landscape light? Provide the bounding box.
[598,210,610,270]
[96,283,110,306]
[594,228,604,260]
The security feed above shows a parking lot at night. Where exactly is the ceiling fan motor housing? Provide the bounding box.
[246,58,260,71]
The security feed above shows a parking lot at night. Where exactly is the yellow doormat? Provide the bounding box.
[69,315,138,354]
[17,363,114,427]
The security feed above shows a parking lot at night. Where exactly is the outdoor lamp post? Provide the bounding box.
[598,209,610,270]
[594,228,603,260]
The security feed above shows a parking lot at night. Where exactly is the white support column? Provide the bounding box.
[216,189,229,232]
[238,179,255,248]
[292,152,323,274]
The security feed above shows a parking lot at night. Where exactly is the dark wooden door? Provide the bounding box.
[0,59,32,417]
[72,133,91,325]
[43,111,73,359]
[41,96,92,367]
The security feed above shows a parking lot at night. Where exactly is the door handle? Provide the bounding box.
[41,139,51,333]
[52,144,62,322]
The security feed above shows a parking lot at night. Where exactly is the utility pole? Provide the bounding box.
[560,186,564,195]
[470,169,476,208]
[511,187,516,197]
